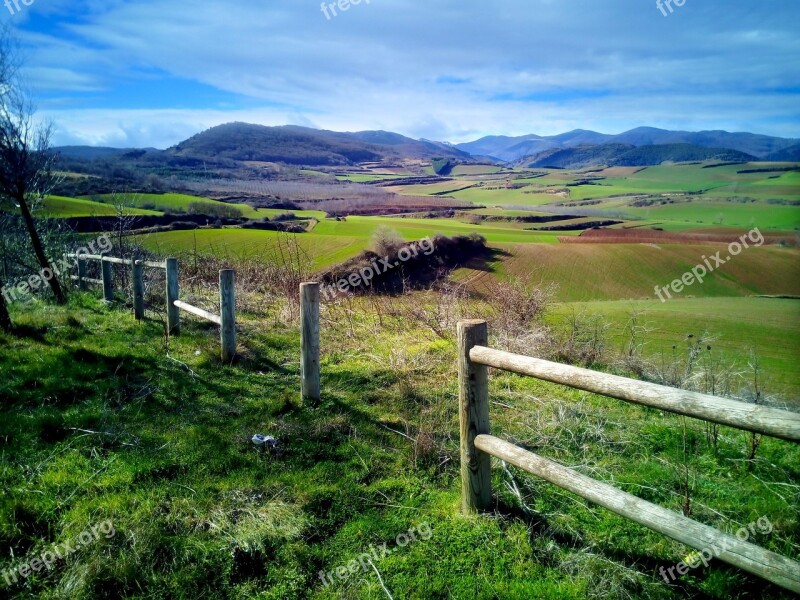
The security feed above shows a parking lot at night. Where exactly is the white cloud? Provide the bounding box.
[16,0,800,146]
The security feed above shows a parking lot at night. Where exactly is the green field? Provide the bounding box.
[2,290,798,599]
[413,163,800,231]
[553,297,800,398]
[28,196,162,218]
[312,216,571,244]
[138,228,367,271]
[84,193,264,219]
[457,243,800,302]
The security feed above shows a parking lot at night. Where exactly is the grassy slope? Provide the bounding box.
[85,194,274,220]
[32,196,162,218]
[136,219,569,272]
[137,228,367,271]
[457,244,800,301]
[552,297,800,397]
[1,296,797,599]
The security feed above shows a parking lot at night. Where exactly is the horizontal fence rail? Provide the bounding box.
[67,253,132,265]
[67,254,241,364]
[470,346,800,443]
[173,300,222,326]
[474,435,800,593]
[69,275,102,285]
[457,319,800,594]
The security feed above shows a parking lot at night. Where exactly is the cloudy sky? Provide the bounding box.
[4,0,799,148]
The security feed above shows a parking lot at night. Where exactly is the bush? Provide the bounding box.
[187,201,243,219]
[371,225,405,256]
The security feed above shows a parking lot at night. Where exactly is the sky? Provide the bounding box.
[3,0,799,149]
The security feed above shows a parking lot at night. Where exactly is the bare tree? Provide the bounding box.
[0,25,67,304]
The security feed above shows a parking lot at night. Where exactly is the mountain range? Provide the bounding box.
[54,123,799,170]
[455,126,799,162]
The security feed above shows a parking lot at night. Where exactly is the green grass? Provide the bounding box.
[138,228,367,271]
[623,201,800,230]
[136,218,569,273]
[312,216,570,244]
[84,194,264,219]
[26,196,162,218]
[553,297,800,397]
[457,243,800,302]
[1,293,797,599]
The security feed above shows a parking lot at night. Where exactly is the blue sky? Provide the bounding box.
[4,0,799,148]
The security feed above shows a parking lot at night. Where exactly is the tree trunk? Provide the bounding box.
[16,193,67,305]
[0,280,12,331]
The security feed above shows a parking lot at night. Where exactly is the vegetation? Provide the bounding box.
[1,280,797,598]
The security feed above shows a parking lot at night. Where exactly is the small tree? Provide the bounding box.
[371,225,404,256]
[0,25,67,304]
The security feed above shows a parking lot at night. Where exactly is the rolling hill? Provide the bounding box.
[516,143,757,169]
[168,123,472,166]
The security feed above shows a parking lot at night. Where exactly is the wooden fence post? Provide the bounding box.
[77,256,87,291]
[458,319,492,513]
[300,282,320,405]
[101,253,114,302]
[166,258,180,335]
[219,269,236,363]
[132,260,145,320]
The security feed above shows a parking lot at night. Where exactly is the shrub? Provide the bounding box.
[187,201,243,219]
[371,225,405,256]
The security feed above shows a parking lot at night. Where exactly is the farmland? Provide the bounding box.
[4,157,800,600]
[550,297,800,398]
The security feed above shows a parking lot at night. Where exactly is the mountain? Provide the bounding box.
[168,123,472,166]
[518,143,757,169]
[457,127,798,161]
[547,129,615,146]
[765,143,800,162]
[454,134,553,162]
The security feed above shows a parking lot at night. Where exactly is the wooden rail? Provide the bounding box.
[170,269,237,363]
[68,254,238,363]
[173,300,222,326]
[470,346,800,443]
[475,435,800,593]
[64,255,320,392]
[457,319,800,593]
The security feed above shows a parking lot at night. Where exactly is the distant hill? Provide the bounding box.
[54,146,141,160]
[458,127,798,161]
[765,143,800,162]
[168,123,472,166]
[517,143,757,169]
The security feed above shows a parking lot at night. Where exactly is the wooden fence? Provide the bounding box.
[68,255,321,397]
[457,319,800,593]
[68,254,237,362]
